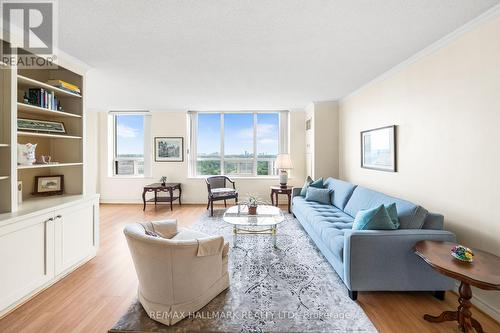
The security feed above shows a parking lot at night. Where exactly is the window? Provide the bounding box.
[109,112,151,177]
[189,111,288,177]
[196,113,221,175]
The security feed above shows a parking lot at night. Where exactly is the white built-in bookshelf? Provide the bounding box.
[0,40,100,319]
[0,41,86,214]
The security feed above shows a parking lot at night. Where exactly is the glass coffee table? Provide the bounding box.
[223,205,285,248]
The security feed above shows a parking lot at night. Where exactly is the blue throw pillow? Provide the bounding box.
[300,177,323,196]
[300,176,313,196]
[310,177,324,189]
[385,203,400,229]
[352,204,397,230]
[305,187,331,205]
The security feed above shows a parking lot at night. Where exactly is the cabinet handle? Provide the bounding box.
[55,215,62,219]
[45,217,54,223]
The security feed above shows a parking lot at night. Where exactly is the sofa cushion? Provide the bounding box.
[323,178,357,210]
[311,178,324,187]
[320,232,345,262]
[344,186,428,229]
[171,228,209,241]
[210,188,237,198]
[293,196,353,228]
[300,177,324,196]
[299,176,313,196]
[386,203,400,229]
[305,187,331,204]
[352,205,397,230]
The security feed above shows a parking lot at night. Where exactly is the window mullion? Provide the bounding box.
[253,113,257,176]
[220,113,224,175]
[113,115,117,175]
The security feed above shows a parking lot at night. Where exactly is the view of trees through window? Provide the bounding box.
[114,114,145,175]
[196,113,279,176]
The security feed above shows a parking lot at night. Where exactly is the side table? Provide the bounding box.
[270,185,293,213]
[415,240,500,333]
[142,183,182,211]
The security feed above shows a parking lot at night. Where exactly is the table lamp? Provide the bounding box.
[275,154,293,187]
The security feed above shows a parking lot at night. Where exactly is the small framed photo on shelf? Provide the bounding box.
[18,118,66,134]
[33,175,64,196]
[361,125,397,172]
[155,137,184,162]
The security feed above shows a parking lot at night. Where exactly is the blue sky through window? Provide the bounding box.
[224,113,254,157]
[116,115,144,157]
[197,113,278,157]
[257,113,279,157]
[197,113,221,156]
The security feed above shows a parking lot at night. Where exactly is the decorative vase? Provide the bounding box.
[17,143,37,165]
[248,206,257,215]
[279,169,288,187]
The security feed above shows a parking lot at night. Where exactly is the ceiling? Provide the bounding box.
[58,0,500,111]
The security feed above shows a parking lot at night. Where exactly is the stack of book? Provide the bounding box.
[28,88,60,111]
[46,79,81,95]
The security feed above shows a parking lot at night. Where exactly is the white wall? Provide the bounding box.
[305,101,339,179]
[96,110,306,204]
[339,14,500,320]
[85,111,99,195]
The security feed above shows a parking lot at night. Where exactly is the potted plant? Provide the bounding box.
[247,195,259,215]
[160,176,167,187]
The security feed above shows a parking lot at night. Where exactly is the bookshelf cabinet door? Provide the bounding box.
[0,212,55,312]
[54,201,95,276]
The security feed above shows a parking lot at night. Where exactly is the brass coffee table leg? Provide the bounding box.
[272,225,277,248]
[424,282,482,333]
[233,226,237,248]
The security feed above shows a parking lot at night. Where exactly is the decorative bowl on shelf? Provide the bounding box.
[451,245,474,263]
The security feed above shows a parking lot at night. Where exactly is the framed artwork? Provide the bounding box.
[155,137,184,162]
[361,125,397,172]
[33,175,64,195]
[18,118,66,134]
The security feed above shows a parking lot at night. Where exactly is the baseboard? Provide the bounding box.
[454,282,500,322]
[99,199,236,205]
[99,199,211,205]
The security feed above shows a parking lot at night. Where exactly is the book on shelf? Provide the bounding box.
[46,79,81,95]
[27,88,60,111]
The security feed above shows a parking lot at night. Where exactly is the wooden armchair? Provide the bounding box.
[206,176,238,216]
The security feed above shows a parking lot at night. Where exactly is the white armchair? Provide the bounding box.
[124,219,229,325]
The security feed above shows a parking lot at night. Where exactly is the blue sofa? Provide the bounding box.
[292,177,456,300]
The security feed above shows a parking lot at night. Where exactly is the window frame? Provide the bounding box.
[188,111,289,178]
[108,111,152,178]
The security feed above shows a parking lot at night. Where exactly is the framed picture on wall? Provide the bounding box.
[361,125,397,172]
[155,137,184,162]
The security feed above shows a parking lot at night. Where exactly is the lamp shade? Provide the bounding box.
[275,154,293,169]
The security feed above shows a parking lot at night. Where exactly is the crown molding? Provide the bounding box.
[340,3,500,103]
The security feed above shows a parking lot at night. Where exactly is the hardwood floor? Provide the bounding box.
[0,204,498,333]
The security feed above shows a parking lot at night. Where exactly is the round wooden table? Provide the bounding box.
[414,240,500,333]
[270,185,293,213]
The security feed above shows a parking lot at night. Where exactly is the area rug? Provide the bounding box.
[110,210,378,333]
